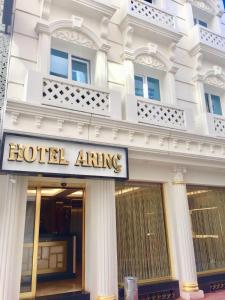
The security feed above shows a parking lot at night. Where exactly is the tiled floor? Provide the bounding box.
[178,290,225,299]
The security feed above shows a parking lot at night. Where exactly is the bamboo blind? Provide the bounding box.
[187,186,225,273]
[116,182,171,283]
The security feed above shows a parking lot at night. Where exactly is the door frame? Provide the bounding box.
[20,186,86,299]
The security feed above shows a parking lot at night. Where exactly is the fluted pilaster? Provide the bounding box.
[0,175,28,300]
[85,180,118,300]
[172,169,204,300]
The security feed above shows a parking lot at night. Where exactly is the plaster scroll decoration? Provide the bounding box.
[72,15,83,28]
[100,17,109,39]
[52,29,97,50]
[123,26,134,49]
[205,76,225,89]
[192,0,211,13]
[136,54,166,71]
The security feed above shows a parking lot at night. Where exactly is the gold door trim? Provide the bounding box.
[20,188,41,299]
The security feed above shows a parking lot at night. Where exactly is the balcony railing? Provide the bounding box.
[137,98,186,130]
[129,0,176,30]
[42,77,110,116]
[213,115,225,137]
[24,71,121,119]
[190,25,225,54]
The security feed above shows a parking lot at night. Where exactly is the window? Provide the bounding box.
[50,48,90,84]
[187,186,225,273]
[134,75,160,101]
[194,18,208,28]
[144,0,153,3]
[205,93,222,115]
[116,182,171,283]
[72,57,89,84]
[50,49,68,78]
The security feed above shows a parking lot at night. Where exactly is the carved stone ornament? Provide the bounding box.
[136,54,166,71]
[205,76,225,89]
[192,0,211,13]
[52,29,97,50]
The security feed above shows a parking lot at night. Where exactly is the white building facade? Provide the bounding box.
[1,0,225,300]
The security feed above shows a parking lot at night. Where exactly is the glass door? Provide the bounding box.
[20,188,41,299]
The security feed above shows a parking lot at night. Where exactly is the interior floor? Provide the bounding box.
[36,277,82,297]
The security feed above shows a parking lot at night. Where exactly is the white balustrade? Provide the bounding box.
[199,26,225,52]
[137,99,186,130]
[42,77,110,116]
[129,0,176,29]
[213,116,225,137]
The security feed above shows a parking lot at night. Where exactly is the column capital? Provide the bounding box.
[172,166,186,184]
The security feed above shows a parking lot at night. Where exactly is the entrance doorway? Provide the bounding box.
[20,186,85,299]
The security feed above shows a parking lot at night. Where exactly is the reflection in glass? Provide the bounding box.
[116,183,170,283]
[20,189,37,293]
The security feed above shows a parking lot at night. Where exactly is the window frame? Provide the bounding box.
[205,92,223,116]
[71,55,91,84]
[194,17,208,28]
[50,48,91,84]
[134,73,161,101]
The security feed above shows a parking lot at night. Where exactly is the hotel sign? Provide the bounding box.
[1,133,128,179]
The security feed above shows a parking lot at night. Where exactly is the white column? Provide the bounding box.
[166,71,177,105]
[171,169,204,300]
[0,175,28,300]
[37,31,51,74]
[195,80,209,135]
[124,58,134,95]
[94,50,108,88]
[85,180,118,300]
[185,2,194,31]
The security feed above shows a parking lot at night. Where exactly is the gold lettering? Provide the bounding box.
[37,146,49,164]
[102,153,113,169]
[59,148,69,165]
[24,145,37,163]
[87,152,102,168]
[8,143,24,161]
[75,150,89,167]
[112,154,122,173]
[48,147,59,164]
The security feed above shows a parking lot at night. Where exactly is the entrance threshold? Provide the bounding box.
[35,291,90,300]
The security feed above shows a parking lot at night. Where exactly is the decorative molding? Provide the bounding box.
[194,65,225,89]
[173,166,186,184]
[52,29,97,50]
[35,116,43,128]
[100,17,109,39]
[112,128,118,140]
[77,122,84,135]
[136,54,166,71]
[36,17,110,52]
[187,0,222,16]
[95,125,101,137]
[129,131,134,142]
[57,119,64,131]
[123,26,134,49]
[11,112,19,125]
[41,0,52,20]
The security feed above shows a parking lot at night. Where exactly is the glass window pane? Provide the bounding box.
[134,75,144,97]
[116,183,170,283]
[72,59,89,84]
[211,94,222,115]
[204,93,211,113]
[187,186,225,273]
[198,20,208,28]
[20,189,37,293]
[194,18,197,25]
[147,77,160,100]
[50,49,68,78]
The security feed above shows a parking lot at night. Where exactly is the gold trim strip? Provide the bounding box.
[97,296,116,300]
[182,282,199,292]
[172,181,185,185]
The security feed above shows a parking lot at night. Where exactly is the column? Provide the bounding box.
[0,175,28,300]
[185,2,194,31]
[166,71,177,105]
[94,50,108,88]
[37,31,51,74]
[124,58,134,95]
[85,180,118,300]
[195,80,210,135]
[171,169,204,300]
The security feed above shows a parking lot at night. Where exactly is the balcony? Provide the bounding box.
[115,0,181,43]
[126,95,186,131]
[188,25,225,59]
[24,71,121,119]
[207,113,225,138]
